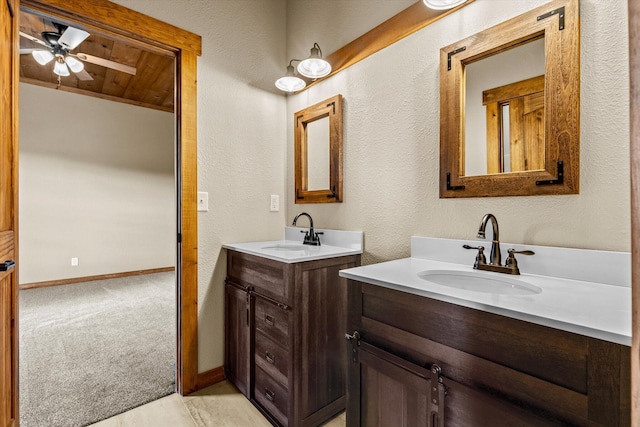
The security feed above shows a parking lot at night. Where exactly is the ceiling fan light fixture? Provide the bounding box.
[423,0,467,10]
[297,43,331,79]
[53,58,70,76]
[32,50,54,65]
[65,56,84,73]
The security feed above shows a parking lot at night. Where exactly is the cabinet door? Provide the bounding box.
[348,341,557,427]
[347,341,436,427]
[224,282,251,397]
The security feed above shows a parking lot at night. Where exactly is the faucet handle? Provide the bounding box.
[463,244,487,268]
[505,248,535,272]
[507,248,535,256]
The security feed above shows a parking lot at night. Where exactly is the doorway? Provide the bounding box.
[3,1,201,423]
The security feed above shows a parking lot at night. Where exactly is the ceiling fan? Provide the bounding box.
[20,22,137,81]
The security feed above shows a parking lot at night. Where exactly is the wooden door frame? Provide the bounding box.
[17,0,202,395]
[630,1,640,425]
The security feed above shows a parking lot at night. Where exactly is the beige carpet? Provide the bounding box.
[19,272,176,427]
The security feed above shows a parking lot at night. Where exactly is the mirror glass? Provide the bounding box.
[306,117,330,190]
[464,38,545,176]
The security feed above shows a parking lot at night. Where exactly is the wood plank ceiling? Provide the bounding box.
[19,8,175,112]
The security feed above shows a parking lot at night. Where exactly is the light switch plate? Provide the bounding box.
[198,192,209,212]
[270,194,279,212]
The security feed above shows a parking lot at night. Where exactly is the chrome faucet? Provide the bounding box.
[477,213,501,266]
[292,212,323,246]
[463,213,534,275]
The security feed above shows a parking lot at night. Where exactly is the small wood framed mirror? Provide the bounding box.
[440,0,579,198]
[294,94,343,203]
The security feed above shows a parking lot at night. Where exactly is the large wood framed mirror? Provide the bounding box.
[439,0,579,198]
[294,94,343,203]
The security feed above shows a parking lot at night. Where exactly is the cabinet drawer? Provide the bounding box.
[255,366,289,426]
[227,250,291,305]
[255,330,289,386]
[255,295,290,345]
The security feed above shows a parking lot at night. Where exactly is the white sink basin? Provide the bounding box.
[261,244,310,251]
[417,270,542,296]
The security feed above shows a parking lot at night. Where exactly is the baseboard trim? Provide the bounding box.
[19,267,176,290]
[195,366,225,391]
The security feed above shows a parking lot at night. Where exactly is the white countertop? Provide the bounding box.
[223,227,363,264]
[339,237,631,346]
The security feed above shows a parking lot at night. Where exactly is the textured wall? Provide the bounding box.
[286,0,414,62]
[19,83,175,284]
[286,0,631,265]
[111,0,287,371]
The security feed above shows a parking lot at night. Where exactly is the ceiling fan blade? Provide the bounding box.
[75,53,137,75]
[58,27,90,50]
[20,48,40,54]
[73,68,93,81]
[19,31,49,47]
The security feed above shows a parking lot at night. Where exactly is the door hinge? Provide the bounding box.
[177,233,182,243]
[345,331,361,362]
[429,364,446,427]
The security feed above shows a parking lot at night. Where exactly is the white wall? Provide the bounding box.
[286,0,630,266]
[19,83,175,284]
[111,0,288,372]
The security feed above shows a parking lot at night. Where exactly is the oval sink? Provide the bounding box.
[261,244,309,251]
[417,270,542,296]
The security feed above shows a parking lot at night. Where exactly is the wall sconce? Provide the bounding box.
[423,0,466,9]
[275,43,332,93]
[275,59,306,92]
[297,43,331,79]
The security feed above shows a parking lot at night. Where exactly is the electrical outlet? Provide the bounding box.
[270,195,279,212]
[71,257,79,266]
[198,191,209,212]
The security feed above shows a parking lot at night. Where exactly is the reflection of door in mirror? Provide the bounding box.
[484,75,545,174]
[464,38,545,177]
[306,116,330,191]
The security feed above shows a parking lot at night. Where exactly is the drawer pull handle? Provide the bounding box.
[265,352,275,363]
[265,314,274,326]
[265,389,275,402]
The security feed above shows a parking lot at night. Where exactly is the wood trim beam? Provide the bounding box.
[629,0,639,424]
[301,0,475,92]
[20,0,201,55]
[19,267,175,290]
[177,49,199,395]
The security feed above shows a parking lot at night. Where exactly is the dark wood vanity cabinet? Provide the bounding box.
[225,250,360,426]
[346,280,631,427]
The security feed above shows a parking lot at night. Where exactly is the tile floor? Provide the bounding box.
[90,381,346,427]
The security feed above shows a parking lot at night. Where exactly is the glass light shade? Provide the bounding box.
[423,0,466,9]
[275,64,306,92]
[297,44,332,79]
[297,57,331,79]
[65,56,84,73]
[31,50,54,65]
[53,59,70,76]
